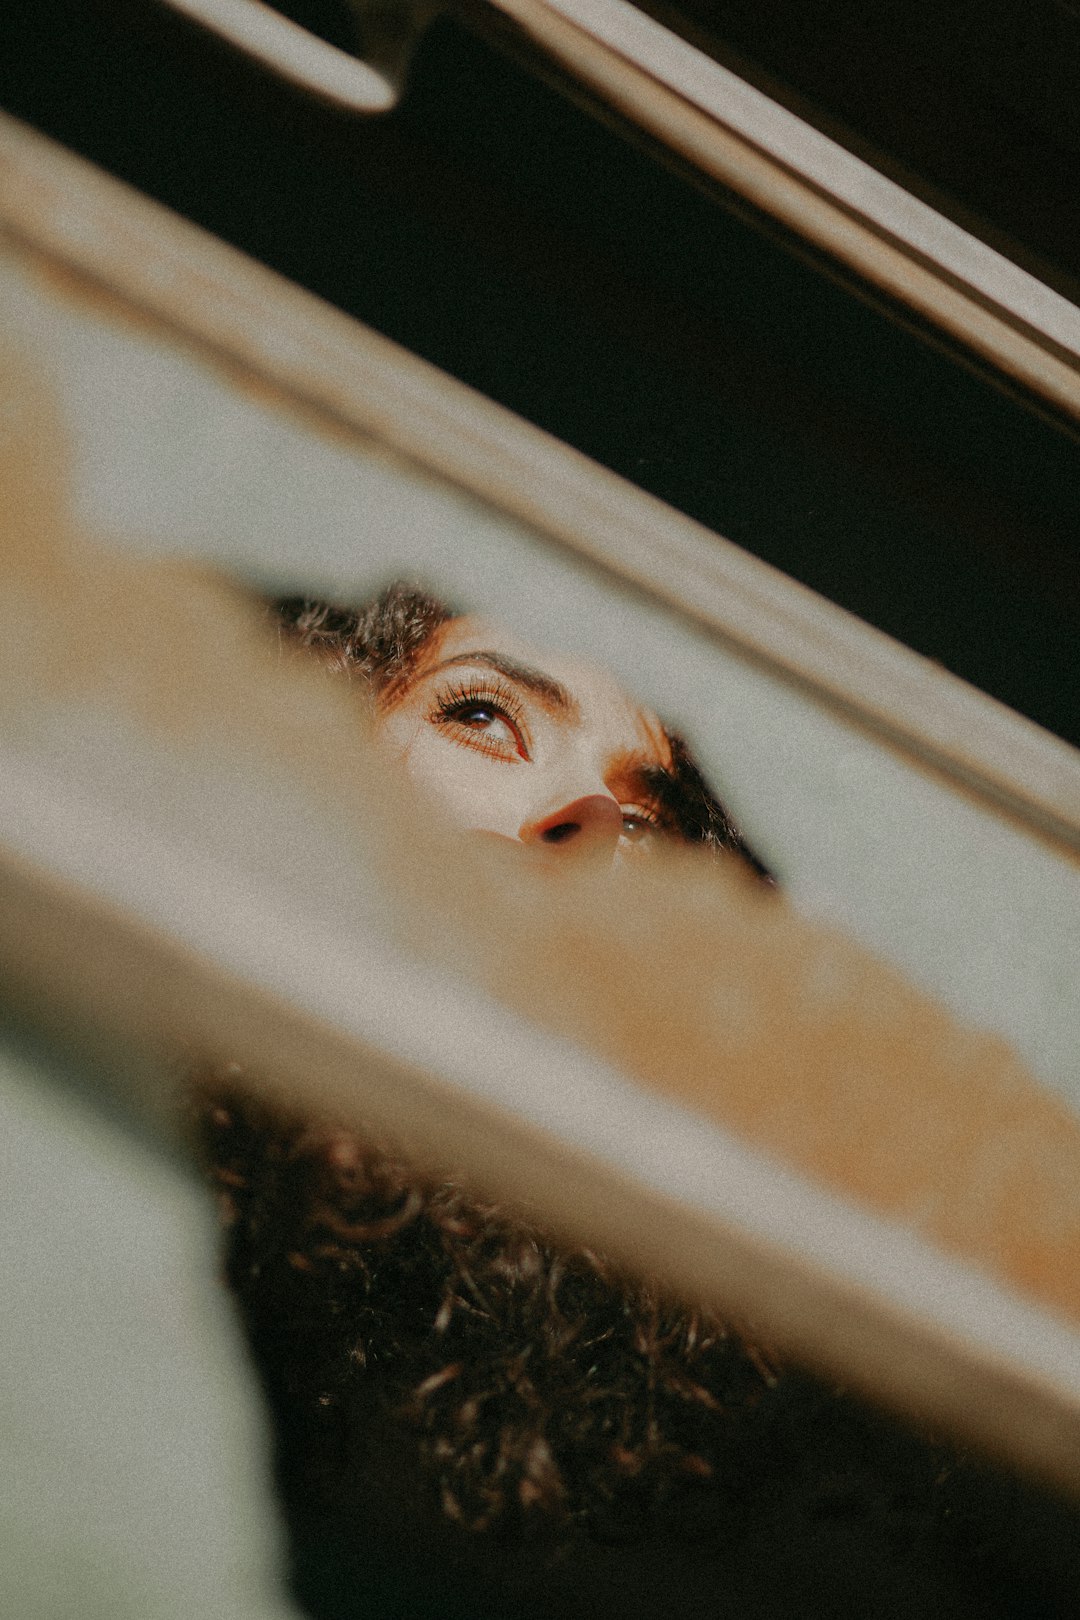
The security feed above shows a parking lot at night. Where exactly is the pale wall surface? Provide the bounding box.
[0,1033,299,1620]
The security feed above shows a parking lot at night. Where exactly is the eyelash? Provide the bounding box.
[621,806,662,833]
[428,681,669,835]
[428,678,529,760]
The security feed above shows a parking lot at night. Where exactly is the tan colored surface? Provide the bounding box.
[422,840,1080,1319]
[0,338,383,813]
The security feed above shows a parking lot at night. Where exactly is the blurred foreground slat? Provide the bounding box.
[2,345,1080,1493]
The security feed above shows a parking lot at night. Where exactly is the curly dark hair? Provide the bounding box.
[203,1095,775,1529]
[196,586,1078,1617]
[274,583,455,701]
[202,1093,1076,1620]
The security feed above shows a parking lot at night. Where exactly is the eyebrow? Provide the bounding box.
[430,650,577,717]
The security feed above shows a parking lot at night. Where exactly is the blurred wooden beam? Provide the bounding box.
[1,109,1078,856]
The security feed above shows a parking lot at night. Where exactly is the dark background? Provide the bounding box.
[2,0,1077,744]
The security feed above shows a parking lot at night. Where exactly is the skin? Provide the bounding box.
[378,616,676,862]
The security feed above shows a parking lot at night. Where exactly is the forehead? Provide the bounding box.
[420,615,672,761]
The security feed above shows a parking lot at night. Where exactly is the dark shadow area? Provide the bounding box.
[202,1086,1080,1620]
[638,0,1080,308]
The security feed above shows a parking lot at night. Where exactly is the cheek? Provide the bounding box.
[390,724,525,837]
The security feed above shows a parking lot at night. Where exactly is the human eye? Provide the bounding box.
[429,677,528,760]
[619,806,663,845]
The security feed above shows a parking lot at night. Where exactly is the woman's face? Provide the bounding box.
[377,615,677,861]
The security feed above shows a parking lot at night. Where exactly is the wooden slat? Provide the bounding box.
[478,0,1080,416]
[1,111,1077,855]
[6,823,1080,1497]
[159,0,399,110]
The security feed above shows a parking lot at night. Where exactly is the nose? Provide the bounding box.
[520,792,624,857]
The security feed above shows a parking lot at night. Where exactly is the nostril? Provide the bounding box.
[526,795,622,850]
[541,822,580,844]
